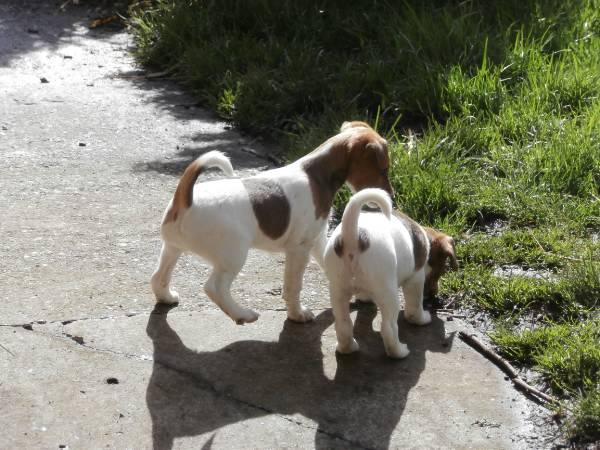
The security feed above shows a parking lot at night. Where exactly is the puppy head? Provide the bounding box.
[424,228,458,298]
[342,125,394,197]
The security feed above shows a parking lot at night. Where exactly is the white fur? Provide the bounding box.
[193,150,234,177]
[152,152,332,324]
[322,188,432,359]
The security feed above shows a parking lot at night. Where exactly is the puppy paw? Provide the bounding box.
[287,306,315,323]
[155,289,180,305]
[386,342,410,359]
[234,308,260,325]
[336,338,359,354]
[405,310,432,326]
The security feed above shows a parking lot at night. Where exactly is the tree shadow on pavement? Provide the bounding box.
[146,304,454,450]
[123,74,285,176]
[131,131,271,177]
[0,0,125,68]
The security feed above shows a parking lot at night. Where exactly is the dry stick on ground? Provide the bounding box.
[458,331,559,406]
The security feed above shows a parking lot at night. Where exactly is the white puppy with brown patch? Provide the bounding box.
[322,188,458,358]
[151,122,393,325]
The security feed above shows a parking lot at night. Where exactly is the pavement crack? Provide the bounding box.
[3,322,153,362]
[51,330,152,362]
[0,343,15,357]
[64,333,85,346]
[0,311,149,329]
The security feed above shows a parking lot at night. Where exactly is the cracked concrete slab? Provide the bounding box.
[3,308,542,449]
[0,1,556,449]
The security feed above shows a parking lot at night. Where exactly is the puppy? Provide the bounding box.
[322,188,458,358]
[151,122,393,325]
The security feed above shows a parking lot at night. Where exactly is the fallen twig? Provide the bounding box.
[458,331,559,406]
[112,64,181,81]
[444,296,458,309]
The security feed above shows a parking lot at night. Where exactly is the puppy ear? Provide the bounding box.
[340,121,371,132]
[366,141,389,170]
[442,237,459,270]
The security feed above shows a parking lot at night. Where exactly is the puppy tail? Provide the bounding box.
[339,188,392,260]
[166,151,234,222]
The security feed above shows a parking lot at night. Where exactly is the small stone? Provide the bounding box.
[40,77,49,83]
[106,377,119,385]
[63,55,73,59]
[27,28,39,34]
[78,142,86,147]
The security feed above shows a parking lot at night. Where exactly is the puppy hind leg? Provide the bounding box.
[283,247,314,322]
[403,270,431,326]
[331,285,358,354]
[204,268,259,325]
[151,242,182,304]
[376,289,409,359]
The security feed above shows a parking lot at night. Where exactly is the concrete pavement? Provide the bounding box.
[0,1,555,448]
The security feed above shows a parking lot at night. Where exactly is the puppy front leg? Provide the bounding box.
[403,270,431,326]
[331,285,358,354]
[151,242,182,304]
[283,247,314,322]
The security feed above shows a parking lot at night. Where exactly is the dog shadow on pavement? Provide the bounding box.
[146,303,454,450]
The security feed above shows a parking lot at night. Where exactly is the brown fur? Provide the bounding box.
[302,123,393,219]
[333,235,344,257]
[333,227,370,258]
[242,178,291,239]
[164,159,205,223]
[392,211,428,271]
[357,228,370,252]
[423,227,458,297]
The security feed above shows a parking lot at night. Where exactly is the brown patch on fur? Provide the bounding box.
[358,227,370,252]
[243,178,291,240]
[302,138,349,219]
[334,235,344,257]
[423,227,458,298]
[334,228,369,259]
[345,132,393,196]
[164,158,206,223]
[393,211,428,270]
[301,123,393,219]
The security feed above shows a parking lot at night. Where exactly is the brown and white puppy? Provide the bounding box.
[321,189,457,358]
[151,122,393,324]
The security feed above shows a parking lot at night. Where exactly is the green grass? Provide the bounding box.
[130,0,600,441]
